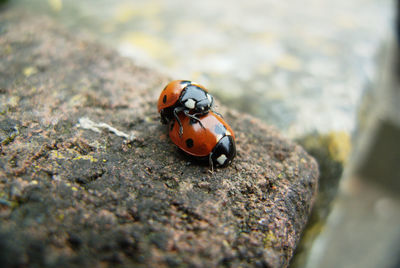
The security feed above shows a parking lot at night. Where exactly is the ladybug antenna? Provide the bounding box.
[173,106,185,136]
[212,109,223,118]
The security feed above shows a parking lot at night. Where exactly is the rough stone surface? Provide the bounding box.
[0,10,318,268]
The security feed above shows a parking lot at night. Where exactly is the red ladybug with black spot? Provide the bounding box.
[169,111,236,169]
[158,80,214,136]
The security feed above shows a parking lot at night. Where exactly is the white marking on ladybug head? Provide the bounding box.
[226,130,231,136]
[185,99,195,109]
[216,154,227,165]
[207,93,212,104]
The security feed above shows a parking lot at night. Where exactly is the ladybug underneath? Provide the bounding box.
[158,80,214,136]
[169,111,236,170]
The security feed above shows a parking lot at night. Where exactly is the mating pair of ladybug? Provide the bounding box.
[158,80,236,169]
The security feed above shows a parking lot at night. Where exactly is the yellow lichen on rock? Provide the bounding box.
[49,150,66,160]
[263,230,278,248]
[73,155,98,163]
[114,2,161,23]
[121,32,172,61]
[276,54,302,71]
[48,0,62,12]
[327,131,351,164]
[23,66,38,77]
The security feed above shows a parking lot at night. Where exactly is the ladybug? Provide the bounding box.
[158,80,214,136]
[169,111,236,170]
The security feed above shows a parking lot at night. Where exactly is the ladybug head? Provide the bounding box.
[195,93,213,114]
[180,85,213,114]
[211,135,236,167]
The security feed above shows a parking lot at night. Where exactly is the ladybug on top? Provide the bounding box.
[157,80,214,136]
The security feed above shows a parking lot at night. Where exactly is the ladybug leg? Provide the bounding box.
[160,110,169,124]
[208,153,214,173]
[183,110,206,130]
[173,106,185,136]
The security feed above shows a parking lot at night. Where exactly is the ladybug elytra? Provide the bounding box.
[158,80,214,136]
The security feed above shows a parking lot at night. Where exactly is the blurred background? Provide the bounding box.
[2,0,399,267]
[4,0,391,136]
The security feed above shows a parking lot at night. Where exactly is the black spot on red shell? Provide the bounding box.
[163,95,167,103]
[186,138,194,148]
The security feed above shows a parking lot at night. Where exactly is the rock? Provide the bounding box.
[305,31,400,268]
[0,118,20,145]
[0,9,318,268]
[352,38,400,193]
[290,132,349,267]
